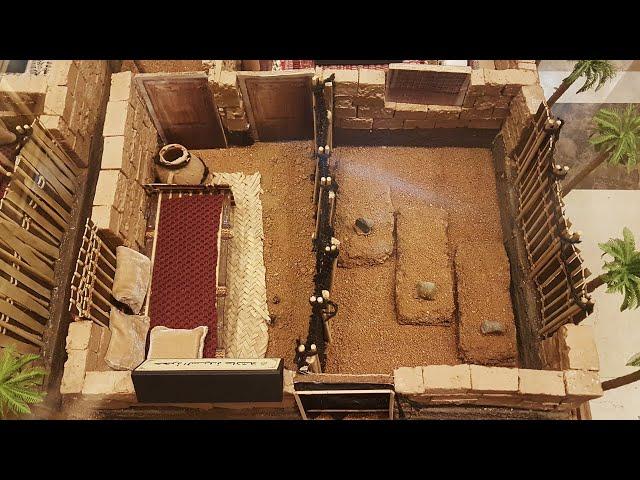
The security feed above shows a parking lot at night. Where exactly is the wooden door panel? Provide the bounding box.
[137,74,226,149]
[243,74,313,141]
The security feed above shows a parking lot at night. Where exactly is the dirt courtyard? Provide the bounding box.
[195,143,515,374]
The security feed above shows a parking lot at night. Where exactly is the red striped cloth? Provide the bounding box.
[279,60,434,71]
[149,195,223,357]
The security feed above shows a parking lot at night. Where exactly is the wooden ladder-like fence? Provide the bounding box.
[513,104,594,337]
[0,121,81,354]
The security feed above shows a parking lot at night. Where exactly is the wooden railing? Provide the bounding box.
[513,104,594,337]
[0,121,81,354]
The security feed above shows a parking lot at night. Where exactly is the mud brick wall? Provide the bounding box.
[206,60,250,133]
[37,61,112,168]
[499,83,546,155]
[325,61,539,131]
[395,322,602,411]
[92,71,159,250]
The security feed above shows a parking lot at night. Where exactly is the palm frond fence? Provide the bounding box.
[295,75,338,373]
[513,103,595,336]
[0,121,81,355]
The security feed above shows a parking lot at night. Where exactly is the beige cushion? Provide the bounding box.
[112,246,151,314]
[104,308,150,371]
[147,326,208,359]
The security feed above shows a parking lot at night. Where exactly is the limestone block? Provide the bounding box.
[394,367,424,395]
[357,105,394,119]
[60,349,97,394]
[541,334,561,370]
[334,106,357,119]
[82,371,136,396]
[518,368,565,400]
[434,119,469,128]
[334,96,353,109]
[109,71,133,102]
[101,135,130,175]
[103,100,131,137]
[470,365,519,393]
[466,68,486,96]
[563,370,603,402]
[460,107,493,120]
[43,86,68,116]
[557,324,600,371]
[330,69,359,96]
[66,321,100,352]
[357,69,385,97]
[423,365,471,393]
[501,69,538,96]
[94,170,127,210]
[468,119,503,129]
[91,205,121,234]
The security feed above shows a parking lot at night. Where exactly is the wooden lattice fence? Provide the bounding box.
[0,121,81,354]
[513,104,594,337]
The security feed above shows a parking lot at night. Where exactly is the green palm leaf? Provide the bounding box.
[599,228,640,312]
[589,106,640,171]
[566,60,617,93]
[0,347,46,419]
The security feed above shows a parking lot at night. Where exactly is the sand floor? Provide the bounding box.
[196,143,512,374]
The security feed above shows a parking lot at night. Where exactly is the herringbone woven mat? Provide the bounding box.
[211,172,270,358]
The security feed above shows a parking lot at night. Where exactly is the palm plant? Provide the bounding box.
[547,60,616,107]
[0,346,46,419]
[562,105,640,194]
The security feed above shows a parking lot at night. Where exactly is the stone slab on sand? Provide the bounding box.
[396,205,455,325]
[455,241,517,366]
[335,174,395,267]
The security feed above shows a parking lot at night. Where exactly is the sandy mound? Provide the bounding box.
[395,205,455,325]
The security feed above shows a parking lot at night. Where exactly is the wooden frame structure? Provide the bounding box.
[0,120,81,354]
[143,183,234,358]
[512,103,594,336]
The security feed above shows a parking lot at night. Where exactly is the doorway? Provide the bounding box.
[238,70,314,142]
[135,73,227,149]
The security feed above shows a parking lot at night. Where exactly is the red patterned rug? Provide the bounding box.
[149,195,223,357]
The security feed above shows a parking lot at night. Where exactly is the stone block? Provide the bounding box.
[91,205,121,234]
[434,119,469,128]
[357,68,385,95]
[468,119,503,129]
[43,86,68,116]
[334,95,353,109]
[103,100,130,137]
[225,117,249,131]
[394,367,424,395]
[394,102,428,120]
[60,349,97,394]
[470,365,519,393]
[109,71,133,102]
[403,119,436,129]
[425,105,462,121]
[66,321,100,352]
[423,365,471,393]
[541,334,561,370]
[94,170,127,209]
[357,105,394,119]
[563,369,603,401]
[100,135,129,174]
[460,107,493,120]
[82,371,136,396]
[337,117,372,129]
[518,368,565,400]
[501,69,538,96]
[334,106,357,118]
[372,118,404,129]
[558,324,600,371]
[331,69,359,96]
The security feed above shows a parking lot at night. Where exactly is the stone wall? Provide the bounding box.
[1,61,112,168]
[324,61,539,132]
[394,323,602,411]
[206,60,250,133]
[91,71,158,250]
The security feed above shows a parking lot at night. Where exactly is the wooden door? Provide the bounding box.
[136,73,227,149]
[239,71,313,141]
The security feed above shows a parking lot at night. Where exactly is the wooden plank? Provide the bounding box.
[0,206,59,249]
[0,217,61,259]
[21,141,76,194]
[11,179,69,229]
[3,190,64,240]
[0,332,40,354]
[0,225,56,280]
[16,152,74,208]
[0,317,43,346]
[13,167,72,218]
[0,258,51,299]
[30,124,80,178]
[0,244,54,286]
[0,276,49,318]
[0,298,46,333]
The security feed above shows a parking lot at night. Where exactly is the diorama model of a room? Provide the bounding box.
[0,60,606,419]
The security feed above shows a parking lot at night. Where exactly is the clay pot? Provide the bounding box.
[154,143,208,185]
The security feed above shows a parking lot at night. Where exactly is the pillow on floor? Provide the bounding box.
[112,246,151,314]
[147,326,209,359]
[105,308,150,371]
